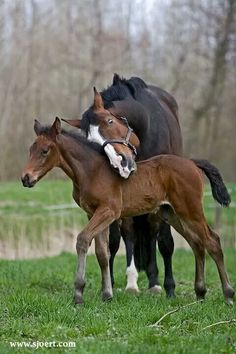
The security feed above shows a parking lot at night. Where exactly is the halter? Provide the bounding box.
[102,114,137,156]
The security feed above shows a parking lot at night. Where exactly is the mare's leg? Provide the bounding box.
[157,222,175,297]
[74,207,116,304]
[205,227,234,304]
[146,219,162,293]
[95,227,113,301]
[133,215,161,294]
[121,218,139,293]
[109,221,121,287]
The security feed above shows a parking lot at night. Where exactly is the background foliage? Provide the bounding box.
[0,0,235,180]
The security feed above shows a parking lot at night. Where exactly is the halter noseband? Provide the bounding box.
[102,115,137,156]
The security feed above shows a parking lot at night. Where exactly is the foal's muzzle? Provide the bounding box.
[21,173,37,188]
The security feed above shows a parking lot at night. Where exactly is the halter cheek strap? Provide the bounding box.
[102,116,137,156]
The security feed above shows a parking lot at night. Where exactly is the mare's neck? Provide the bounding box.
[112,100,148,141]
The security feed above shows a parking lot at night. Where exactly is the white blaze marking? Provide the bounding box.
[88,125,131,178]
[125,256,139,292]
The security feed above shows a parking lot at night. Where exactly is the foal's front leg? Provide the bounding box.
[95,227,113,301]
[74,206,116,305]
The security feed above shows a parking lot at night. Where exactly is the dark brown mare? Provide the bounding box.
[67,75,183,297]
[21,117,234,305]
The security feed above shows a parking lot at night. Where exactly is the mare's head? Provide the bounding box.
[21,118,61,187]
[62,88,140,179]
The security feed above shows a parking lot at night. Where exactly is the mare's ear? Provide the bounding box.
[93,87,104,110]
[34,119,42,136]
[112,73,121,85]
[61,118,81,129]
[50,117,61,138]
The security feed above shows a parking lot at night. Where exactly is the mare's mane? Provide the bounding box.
[81,74,148,134]
[101,74,148,108]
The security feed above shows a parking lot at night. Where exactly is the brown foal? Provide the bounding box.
[21,117,234,305]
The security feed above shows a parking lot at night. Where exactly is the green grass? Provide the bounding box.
[0,251,236,353]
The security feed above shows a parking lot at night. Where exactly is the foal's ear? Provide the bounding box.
[34,119,42,136]
[61,118,81,129]
[50,117,61,138]
[93,87,104,110]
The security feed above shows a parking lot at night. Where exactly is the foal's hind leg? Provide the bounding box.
[205,227,234,304]
[169,217,207,300]
[95,227,113,301]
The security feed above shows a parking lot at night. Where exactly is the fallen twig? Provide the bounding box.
[149,300,200,327]
[201,319,236,331]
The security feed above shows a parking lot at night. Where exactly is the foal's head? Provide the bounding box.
[21,118,61,187]
[62,88,140,179]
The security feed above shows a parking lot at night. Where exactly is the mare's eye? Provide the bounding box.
[108,119,113,125]
[41,148,49,156]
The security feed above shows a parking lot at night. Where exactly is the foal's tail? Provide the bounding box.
[191,159,231,207]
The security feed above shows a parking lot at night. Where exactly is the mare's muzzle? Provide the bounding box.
[119,154,137,178]
[121,154,136,171]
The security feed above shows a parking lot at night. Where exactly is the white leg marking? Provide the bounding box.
[125,256,140,293]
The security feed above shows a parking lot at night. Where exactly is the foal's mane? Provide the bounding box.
[38,125,104,155]
[81,74,148,134]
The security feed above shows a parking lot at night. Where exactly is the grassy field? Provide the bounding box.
[0,251,236,353]
[0,180,235,257]
[0,180,236,352]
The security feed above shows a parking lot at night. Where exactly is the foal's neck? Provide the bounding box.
[57,133,104,182]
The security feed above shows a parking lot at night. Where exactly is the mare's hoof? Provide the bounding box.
[148,285,162,294]
[102,292,113,302]
[166,291,176,299]
[125,286,140,294]
[196,295,206,301]
[74,295,84,305]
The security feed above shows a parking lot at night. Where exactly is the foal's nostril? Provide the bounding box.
[21,173,36,187]
[21,174,29,186]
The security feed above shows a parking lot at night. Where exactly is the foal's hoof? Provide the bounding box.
[125,286,140,294]
[224,287,235,306]
[148,285,162,294]
[102,292,113,302]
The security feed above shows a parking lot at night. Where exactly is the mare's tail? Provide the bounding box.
[191,159,231,207]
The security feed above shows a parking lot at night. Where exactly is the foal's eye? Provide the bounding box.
[108,119,113,125]
[41,148,49,156]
